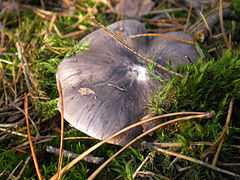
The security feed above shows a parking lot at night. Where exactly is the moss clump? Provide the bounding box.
[231,0,240,14]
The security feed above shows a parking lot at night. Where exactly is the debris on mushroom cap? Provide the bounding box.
[56,20,199,146]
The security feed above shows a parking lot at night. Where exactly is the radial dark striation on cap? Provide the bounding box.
[56,20,199,146]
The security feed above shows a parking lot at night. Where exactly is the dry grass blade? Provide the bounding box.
[15,42,31,90]
[88,112,215,179]
[200,98,234,159]
[153,146,240,178]
[129,33,194,45]
[24,93,43,180]
[56,80,65,180]
[91,16,183,78]
[50,111,207,179]
[219,0,231,49]
[49,14,57,32]
[199,11,212,37]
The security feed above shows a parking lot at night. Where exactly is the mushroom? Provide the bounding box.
[56,20,199,146]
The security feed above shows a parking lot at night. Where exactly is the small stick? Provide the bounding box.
[0,127,28,138]
[133,152,154,178]
[137,170,171,180]
[153,146,240,178]
[24,93,43,180]
[141,141,213,148]
[149,8,186,15]
[46,146,104,164]
[91,16,183,78]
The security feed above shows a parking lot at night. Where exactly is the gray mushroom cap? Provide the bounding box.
[56,20,199,146]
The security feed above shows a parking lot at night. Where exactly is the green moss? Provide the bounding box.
[231,0,240,14]
[148,49,240,177]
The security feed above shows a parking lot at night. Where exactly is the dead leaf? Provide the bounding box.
[78,88,96,96]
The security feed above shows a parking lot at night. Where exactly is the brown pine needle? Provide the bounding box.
[200,98,234,159]
[49,14,57,32]
[56,80,65,180]
[219,0,231,49]
[91,16,183,78]
[199,11,212,37]
[88,112,215,179]
[50,111,209,180]
[212,138,224,166]
[129,33,194,45]
[183,4,192,33]
[24,93,43,180]
[64,136,95,140]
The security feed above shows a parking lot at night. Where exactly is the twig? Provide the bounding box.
[133,152,154,178]
[0,127,28,138]
[137,171,171,180]
[141,141,213,148]
[217,162,240,167]
[149,8,186,15]
[168,151,184,168]
[152,146,240,178]
[178,166,193,172]
[24,93,43,180]
[46,146,104,164]
[91,16,183,78]
[50,111,213,180]
[15,156,31,180]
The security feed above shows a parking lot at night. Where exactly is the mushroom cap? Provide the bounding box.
[56,20,199,145]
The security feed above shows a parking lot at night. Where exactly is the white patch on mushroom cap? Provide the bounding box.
[131,65,149,81]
